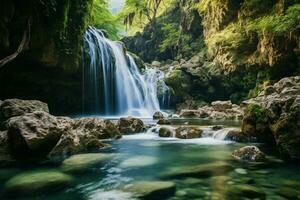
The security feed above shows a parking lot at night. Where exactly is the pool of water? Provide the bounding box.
[0,122,300,200]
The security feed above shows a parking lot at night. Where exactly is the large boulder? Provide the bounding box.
[0,99,49,121]
[232,146,265,162]
[3,170,73,197]
[49,118,120,159]
[159,127,174,138]
[6,111,64,158]
[153,111,165,120]
[123,181,176,200]
[175,127,203,139]
[242,76,300,160]
[118,117,144,134]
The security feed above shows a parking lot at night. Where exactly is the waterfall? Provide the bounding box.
[83,27,170,117]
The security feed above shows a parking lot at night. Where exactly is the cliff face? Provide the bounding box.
[0,0,93,114]
[125,0,300,107]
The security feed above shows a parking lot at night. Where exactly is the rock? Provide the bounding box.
[0,99,49,121]
[3,170,73,197]
[164,161,233,179]
[120,156,157,168]
[242,76,300,160]
[159,127,174,137]
[211,101,232,112]
[179,110,200,118]
[211,125,224,131]
[157,118,171,125]
[275,187,300,199]
[225,129,249,142]
[225,185,266,200]
[123,181,176,200]
[153,111,165,119]
[232,146,265,162]
[49,118,118,159]
[118,117,144,134]
[175,127,203,139]
[61,153,113,173]
[6,111,64,158]
[151,61,161,67]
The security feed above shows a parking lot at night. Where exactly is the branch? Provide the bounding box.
[0,17,31,68]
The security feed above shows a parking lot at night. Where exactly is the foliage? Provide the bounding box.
[90,0,121,39]
[197,0,222,13]
[249,104,268,124]
[247,4,300,35]
[159,24,180,55]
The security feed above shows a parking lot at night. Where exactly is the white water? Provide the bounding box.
[83,27,170,117]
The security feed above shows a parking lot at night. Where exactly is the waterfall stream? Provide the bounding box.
[83,27,170,117]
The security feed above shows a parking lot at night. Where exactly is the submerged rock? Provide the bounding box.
[123,181,176,200]
[153,111,165,120]
[275,187,300,199]
[120,156,157,168]
[0,99,49,121]
[3,170,73,197]
[118,117,144,134]
[159,127,174,137]
[225,185,266,200]
[164,161,233,179]
[232,146,265,162]
[175,127,203,139]
[61,153,113,173]
[157,118,171,125]
[7,111,64,158]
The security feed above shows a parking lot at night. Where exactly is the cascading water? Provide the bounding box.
[83,27,170,117]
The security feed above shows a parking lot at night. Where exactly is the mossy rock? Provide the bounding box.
[3,170,73,197]
[61,153,113,173]
[123,181,176,200]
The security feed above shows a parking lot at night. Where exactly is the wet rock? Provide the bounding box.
[61,153,113,173]
[118,117,144,134]
[159,127,174,137]
[225,185,266,200]
[179,110,200,118]
[225,129,249,142]
[175,126,203,139]
[153,111,165,120]
[0,99,49,121]
[232,146,265,162]
[164,161,233,179]
[6,111,64,158]
[123,181,176,200]
[211,125,224,131]
[157,118,171,125]
[120,156,157,168]
[3,170,73,197]
[151,61,161,67]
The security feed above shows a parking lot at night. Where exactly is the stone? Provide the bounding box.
[123,181,176,200]
[61,153,113,173]
[151,61,161,67]
[159,127,174,137]
[6,111,63,158]
[242,76,300,160]
[225,129,249,142]
[179,110,200,118]
[232,146,265,162]
[153,111,165,119]
[118,117,144,134]
[0,99,49,121]
[157,118,171,125]
[175,127,203,139]
[211,101,232,112]
[3,170,73,197]
[120,156,157,168]
[211,125,224,131]
[225,185,266,199]
[164,161,233,179]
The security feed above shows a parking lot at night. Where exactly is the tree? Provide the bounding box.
[121,0,165,33]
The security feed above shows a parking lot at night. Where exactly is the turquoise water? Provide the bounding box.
[0,121,300,200]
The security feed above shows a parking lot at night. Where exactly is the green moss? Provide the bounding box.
[197,0,223,13]
[249,104,268,124]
